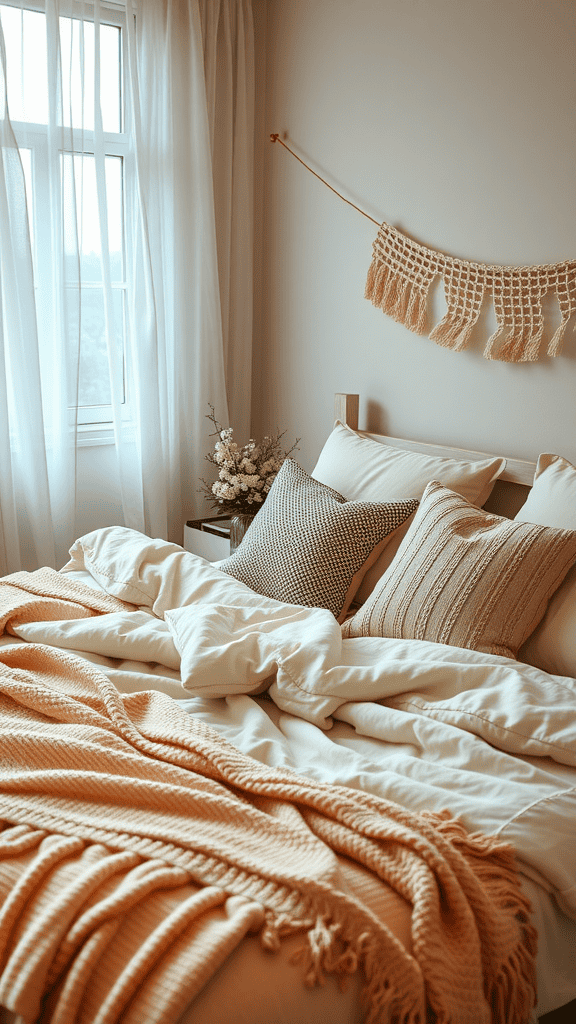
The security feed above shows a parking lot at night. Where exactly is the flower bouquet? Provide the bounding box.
[200,406,299,521]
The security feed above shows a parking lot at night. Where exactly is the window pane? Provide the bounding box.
[105,156,123,280]
[60,17,121,133]
[0,4,48,123]
[19,148,34,250]
[100,21,121,133]
[62,153,124,283]
[0,7,121,132]
[66,287,124,408]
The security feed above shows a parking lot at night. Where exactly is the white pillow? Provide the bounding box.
[312,421,506,602]
[516,454,576,677]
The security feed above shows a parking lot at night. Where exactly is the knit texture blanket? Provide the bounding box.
[0,570,537,1024]
[366,220,576,362]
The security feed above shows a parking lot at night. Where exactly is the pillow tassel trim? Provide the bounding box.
[366,221,576,362]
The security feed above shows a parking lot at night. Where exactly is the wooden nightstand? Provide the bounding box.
[183,518,231,561]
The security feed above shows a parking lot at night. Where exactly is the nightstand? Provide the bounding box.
[183,518,231,561]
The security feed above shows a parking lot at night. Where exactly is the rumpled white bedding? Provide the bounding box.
[4,525,576,1017]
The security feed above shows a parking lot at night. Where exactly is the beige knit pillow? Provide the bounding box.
[343,480,576,659]
[219,459,418,623]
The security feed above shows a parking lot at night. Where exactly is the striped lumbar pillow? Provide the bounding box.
[343,479,576,659]
[219,459,418,623]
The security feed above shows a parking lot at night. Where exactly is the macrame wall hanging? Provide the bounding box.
[270,134,576,364]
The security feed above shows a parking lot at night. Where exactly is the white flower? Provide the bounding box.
[212,480,239,501]
[259,457,281,478]
[214,443,237,469]
[203,406,298,514]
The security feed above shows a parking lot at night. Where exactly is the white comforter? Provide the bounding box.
[5,526,576,1014]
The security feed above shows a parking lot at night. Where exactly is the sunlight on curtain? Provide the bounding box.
[0,0,253,573]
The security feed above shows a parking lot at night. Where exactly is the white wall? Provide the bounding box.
[254,0,576,474]
[76,444,124,534]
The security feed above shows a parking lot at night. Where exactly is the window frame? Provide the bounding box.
[2,0,133,438]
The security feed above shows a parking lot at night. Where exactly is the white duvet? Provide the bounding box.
[5,525,576,1015]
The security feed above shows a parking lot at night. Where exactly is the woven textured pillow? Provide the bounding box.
[218,459,418,622]
[312,420,506,604]
[343,480,576,659]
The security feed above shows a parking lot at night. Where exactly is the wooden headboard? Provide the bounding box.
[334,393,536,516]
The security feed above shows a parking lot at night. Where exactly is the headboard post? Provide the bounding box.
[334,393,359,430]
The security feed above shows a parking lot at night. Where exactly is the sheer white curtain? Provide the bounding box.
[0,0,77,573]
[200,0,254,445]
[0,0,254,573]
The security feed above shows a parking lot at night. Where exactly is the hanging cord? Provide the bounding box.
[270,134,380,227]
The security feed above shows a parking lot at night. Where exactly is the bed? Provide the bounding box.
[1,392,575,1024]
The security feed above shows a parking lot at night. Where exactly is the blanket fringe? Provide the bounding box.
[289,914,365,990]
[260,908,313,952]
[425,813,538,1023]
[289,915,423,1024]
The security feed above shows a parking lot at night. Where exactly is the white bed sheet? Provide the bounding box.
[3,528,576,1020]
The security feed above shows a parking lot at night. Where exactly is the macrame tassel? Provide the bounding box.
[483,325,507,360]
[382,272,406,319]
[547,314,572,357]
[486,322,544,363]
[430,314,476,351]
[364,258,381,302]
[404,284,428,334]
[379,270,401,314]
[366,258,430,336]
[390,274,409,321]
[484,319,543,362]
[365,260,393,309]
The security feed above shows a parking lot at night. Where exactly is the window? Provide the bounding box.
[0,0,129,429]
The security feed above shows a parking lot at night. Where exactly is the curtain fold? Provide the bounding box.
[0,0,73,572]
[200,0,254,445]
[0,0,254,573]
[124,0,232,542]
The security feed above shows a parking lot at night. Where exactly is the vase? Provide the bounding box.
[230,513,256,553]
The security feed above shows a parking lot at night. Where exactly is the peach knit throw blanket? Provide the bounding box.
[0,572,537,1024]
